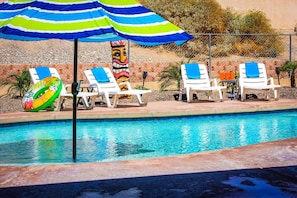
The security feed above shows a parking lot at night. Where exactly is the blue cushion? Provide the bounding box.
[245,62,259,78]
[91,68,110,83]
[36,67,51,80]
[185,63,200,79]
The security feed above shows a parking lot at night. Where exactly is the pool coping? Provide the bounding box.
[0,99,297,189]
[1,99,297,124]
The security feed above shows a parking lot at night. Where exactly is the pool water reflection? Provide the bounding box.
[0,110,296,165]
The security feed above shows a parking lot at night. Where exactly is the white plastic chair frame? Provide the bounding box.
[238,63,281,101]
[181,64,226,102]
[84,67,151,108]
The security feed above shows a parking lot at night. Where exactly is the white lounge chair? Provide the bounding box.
[239,62,281,101]
[29,67,97,111]
[181,63,226,102]
[84,67,151,108]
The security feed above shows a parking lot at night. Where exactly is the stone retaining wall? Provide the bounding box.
[0,59,294,84]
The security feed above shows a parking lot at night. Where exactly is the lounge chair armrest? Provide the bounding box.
[267,77,275,85]
[88,83,100,91]
[64,84,71,88]
[89,83,98,88]
[64,84,72,92]
[79,84,97,92]
[210,78,218,86]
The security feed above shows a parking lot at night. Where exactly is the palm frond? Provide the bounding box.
[0,70,31,97]
[158,59,191,91]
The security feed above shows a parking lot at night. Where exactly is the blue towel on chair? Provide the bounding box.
[245,62,259,78]
[36,67,51,80]
[91,68,110,83]
[185,63,200,79]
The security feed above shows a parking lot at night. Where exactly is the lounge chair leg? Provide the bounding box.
[104,92,114,108]
[208,93,212,101]
[80,97,90,109]
[112,95,119,108]
[263,89,270,101]
[85,95,96,110]
[219,89,226,102]
[56,96,63,111]
[136,94,143,104]
[274,88,280,101]
[187,89,192,103]
[138,92,150,106]
[241,88,246,102]
[178,88,184,102]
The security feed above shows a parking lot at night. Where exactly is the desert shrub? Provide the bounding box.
[234,11,284,57]
[139,0,284,59]
[140,0,227,34]
[237,10,274,34]
[224,8,242,34]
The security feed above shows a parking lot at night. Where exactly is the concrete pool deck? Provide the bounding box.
[0,99,297,197]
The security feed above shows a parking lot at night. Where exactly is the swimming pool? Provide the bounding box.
[0,110,296,165]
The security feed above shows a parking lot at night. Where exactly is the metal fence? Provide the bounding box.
[0,33,296,83]
[157,33,297,66]
[131,33,297,81]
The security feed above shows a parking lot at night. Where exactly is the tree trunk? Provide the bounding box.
[290,69,296,87]
[291,75,295,87]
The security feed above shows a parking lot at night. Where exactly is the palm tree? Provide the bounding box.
[158,60,190,91]
[280,61,297,87]
[0,70,31,98]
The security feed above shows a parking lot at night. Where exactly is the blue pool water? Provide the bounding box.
[0,110,296,165]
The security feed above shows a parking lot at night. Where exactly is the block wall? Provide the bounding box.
[0,59,292,84]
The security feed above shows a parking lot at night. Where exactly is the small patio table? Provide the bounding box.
[219,79,238,100]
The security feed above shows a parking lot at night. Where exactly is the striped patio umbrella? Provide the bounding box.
[0,0,193,161]
[0,0,192,43]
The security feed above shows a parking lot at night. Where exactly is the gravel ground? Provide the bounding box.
[0,40,180,64]
[0,96,23,113]
[0,90,178,114]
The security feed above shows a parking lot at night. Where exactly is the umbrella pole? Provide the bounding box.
[72,38,78,161]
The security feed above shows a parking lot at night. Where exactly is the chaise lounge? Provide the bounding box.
[238,62,281,101]
[84,67,151,108]
[181,63,226,102]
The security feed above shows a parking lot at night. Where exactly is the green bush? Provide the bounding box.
[140,0,227,34]
[139,0,284,58]
[158,59,191,91]
[280,61,297,87]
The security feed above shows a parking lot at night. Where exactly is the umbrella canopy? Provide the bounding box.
[0,0,192,44]
[0,0,193,161]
